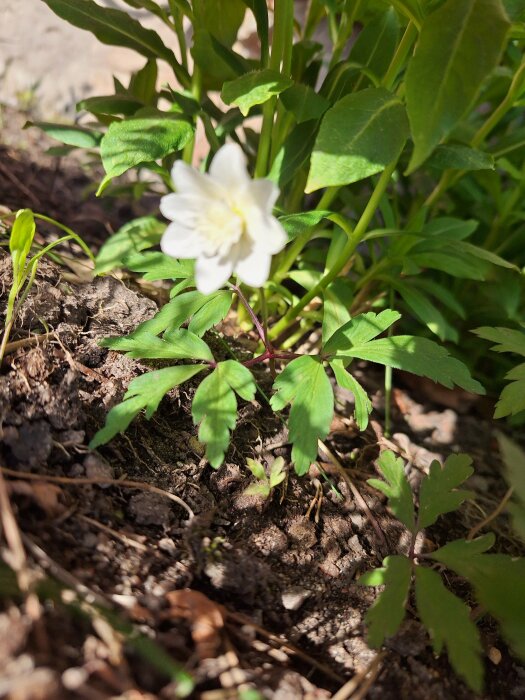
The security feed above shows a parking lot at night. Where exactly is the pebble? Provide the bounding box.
[281,586,311,611]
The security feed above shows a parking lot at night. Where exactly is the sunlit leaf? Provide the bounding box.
[368,450,416,532]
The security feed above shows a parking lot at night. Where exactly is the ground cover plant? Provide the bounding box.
[1,0,525,696]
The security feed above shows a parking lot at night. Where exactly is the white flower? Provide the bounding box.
[160,143,287,295]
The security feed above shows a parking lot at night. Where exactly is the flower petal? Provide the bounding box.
[171,160,224,199]
[247,178,280,212]
[245,210,287,254]
[195,254,234,294]
[209,143,250,190]
[160,193,199,222]
[235,247,272,288]
[161,223,202,258]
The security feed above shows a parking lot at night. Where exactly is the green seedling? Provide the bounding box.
[244,456,286,498]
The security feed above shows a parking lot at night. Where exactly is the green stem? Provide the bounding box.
[269,160,397,341]
[381,21,417,90]
[254,0,294,177]
[329,0,362,70]
[32,215,94,263]
[172,7,189,71]
[182,67,202,164]
[384,288,395,437]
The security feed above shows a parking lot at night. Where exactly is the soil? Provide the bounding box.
[1,111,525,700]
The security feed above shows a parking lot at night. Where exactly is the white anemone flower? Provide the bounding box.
[160,143,287,295]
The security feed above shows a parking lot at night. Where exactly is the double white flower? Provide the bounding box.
[160,143,287,295]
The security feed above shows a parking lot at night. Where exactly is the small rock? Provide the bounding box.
[281,586,311,611]
[128,492,172,526]
[84,454,114,484]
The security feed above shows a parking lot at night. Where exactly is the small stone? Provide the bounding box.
[488,647,502,665]
[281,586,311,611]
[84,454,114,484]
[128,492,172,526]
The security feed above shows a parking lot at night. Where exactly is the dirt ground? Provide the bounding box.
[1,104,525,699]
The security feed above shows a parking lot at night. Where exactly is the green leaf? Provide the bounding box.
[430,537,525,660]
[193,0,246,46]
[497,433,525,542]
[323,309,401,356]
[78,94,144,117]
[331,360,372,431]
[473,326,525,356]
[268,120,318,188]
[41,0,185,78]
[99,114,193,185]
[94,217,164,274]
[246,458,267,481]
[368,451,416,532]
[100,329,214,361]
[405,0,510,172]
[359,555,412,648]
[394,282,458,342]
[306,87,409,192]
[269,457,286,487]
[414,567,483,692]
[426,144,495,171]
[89,365,205,447]
[494,363,525,418]
[337,335,485,394]
[128,59,158,105]
[280,83,330,123]
[349,7,400,85]
[278,210,332,242]
[221,69,293,116]
[270,356,334,475]
[191,30,250,86]
[125,251,194,281]
[418,454,474,528]
[322,279,353,346]
[25,121,102,148]
[9,209,35,279]
[192,361,256,468]
[188,292,233,337]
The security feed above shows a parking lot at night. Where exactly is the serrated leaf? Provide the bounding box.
[394,282,458,343]
[331,360,372,431]
[280,83,330,123]
[405,0,510,172]
[473,326,525,356]
[89,365,205,447]
[414,566,483,692]
[101,329,214,361]
[426,144,495,171]
[94,217,164,274]
[323,310,401,356]
[99,114,193,185]
[359,555,412,648]
[431,537,525,660]
[497,433,525,542]
[337,335,485,394]
[418,454,474,528]
[188,292,233,337]
[222,69,292,116]
[125,251,194,281]
[192,361,256,468]
[306,87,409,192]
[494,365,525,418]
[368,451,416,532]
[270,356,334,475]
[269,457,286,487]
[25,121,102,148]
